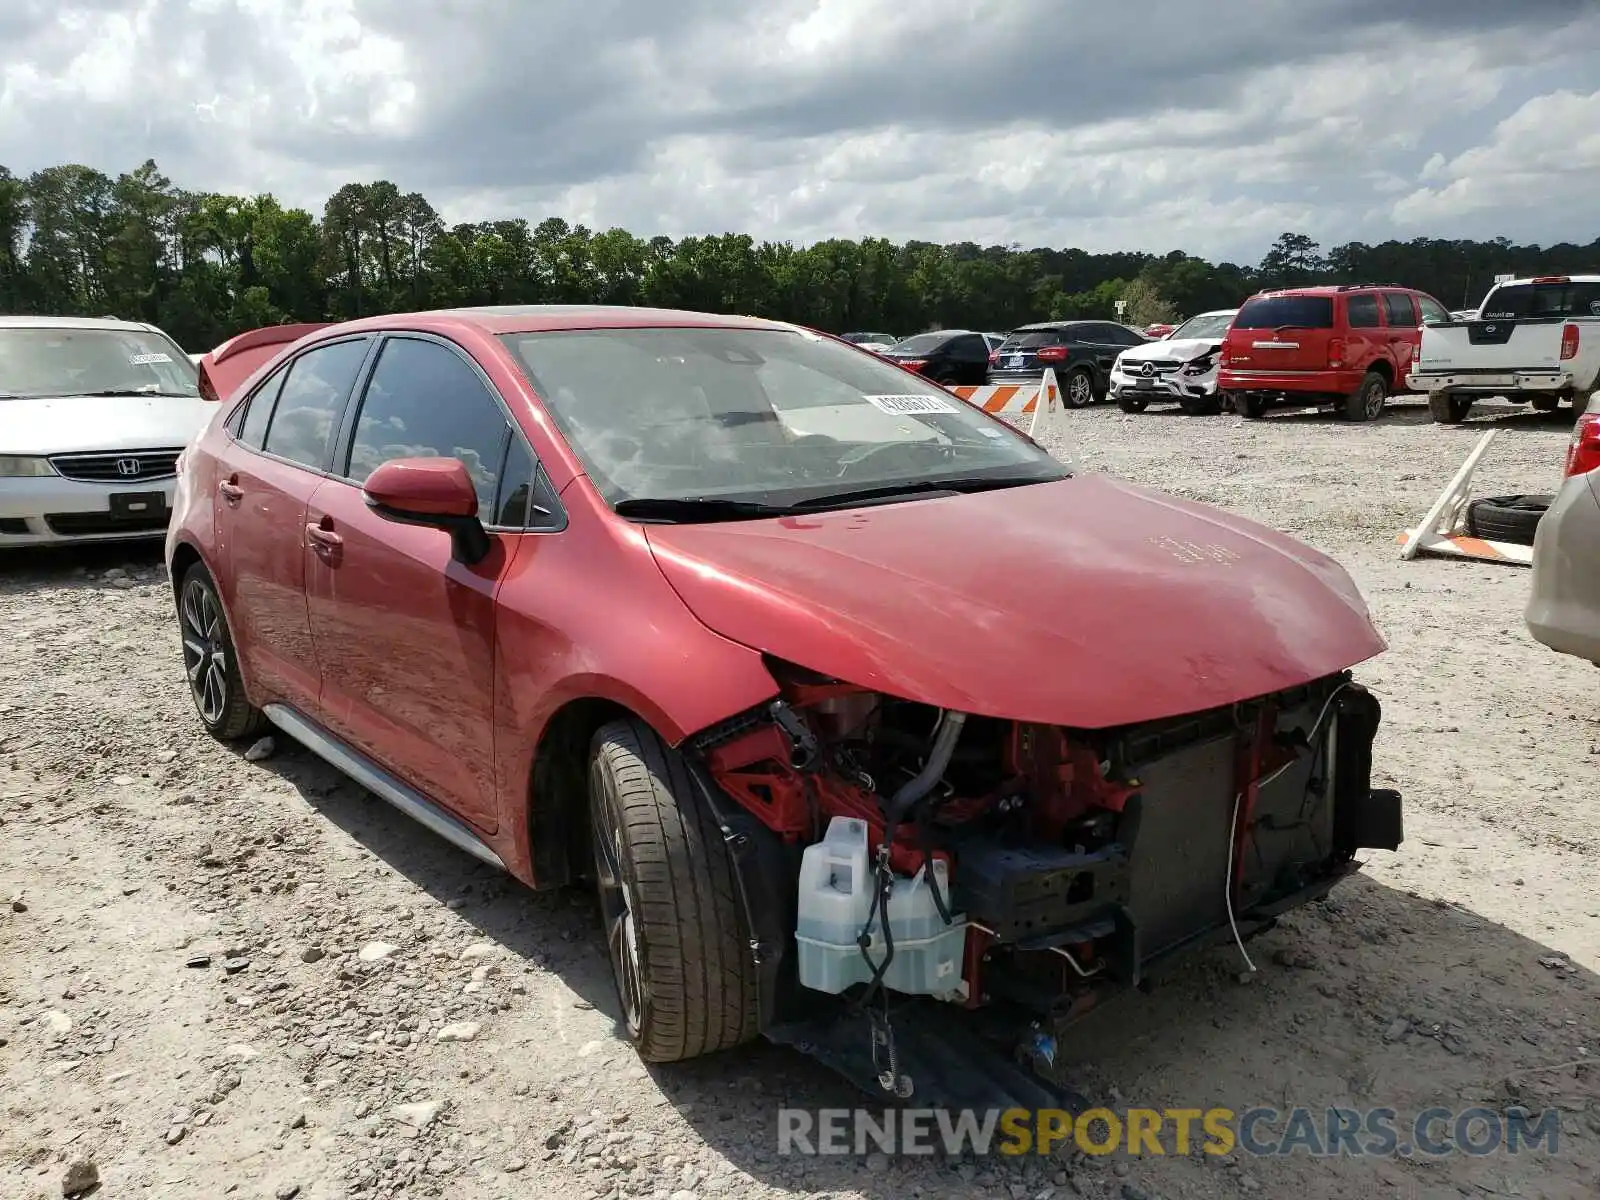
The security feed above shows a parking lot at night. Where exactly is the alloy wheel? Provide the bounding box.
[180,578,228,725]
[1067,373,1093,407]
[1363,380,1386,420]
[591,804,645,1034]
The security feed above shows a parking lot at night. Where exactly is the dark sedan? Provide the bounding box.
[878,330,993,386]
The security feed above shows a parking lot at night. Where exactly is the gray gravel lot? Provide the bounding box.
[2,395,1597,1200]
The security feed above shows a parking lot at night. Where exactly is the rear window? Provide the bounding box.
[1232,296,1335,330]
[890,332,951,354]
[1001,328,1072,350]
[1480,282,1600,320]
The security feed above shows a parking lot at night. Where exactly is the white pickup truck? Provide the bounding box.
[1407,275,1600,423]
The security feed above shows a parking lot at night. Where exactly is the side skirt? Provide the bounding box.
[261,703,507,872]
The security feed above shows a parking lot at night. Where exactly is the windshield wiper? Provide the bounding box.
[613,496,798,523]
[789,473,1053,510]
[77,388,198,398]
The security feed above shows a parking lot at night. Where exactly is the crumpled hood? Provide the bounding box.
[1118,337,1221,364]
[0,394,213,454]
[643,476,1384,728]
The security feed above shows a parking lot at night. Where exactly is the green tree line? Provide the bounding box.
[2,159,1596,352]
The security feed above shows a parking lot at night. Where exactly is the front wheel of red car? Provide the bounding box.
[587,718,759,1063]
[178,564,269,742]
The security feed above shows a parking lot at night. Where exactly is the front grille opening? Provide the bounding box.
[44,511,169,536]
[47,449,183,483]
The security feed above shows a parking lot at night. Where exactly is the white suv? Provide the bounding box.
[0,316,210,547]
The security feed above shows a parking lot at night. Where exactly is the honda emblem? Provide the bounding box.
[116,457,141,476]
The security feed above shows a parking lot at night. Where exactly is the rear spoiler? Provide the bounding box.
[197,322,333,403]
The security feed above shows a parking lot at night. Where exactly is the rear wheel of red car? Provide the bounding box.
[1342,371,1388,422]
[1232,391,1267,418]
[1064,368,1095,408]
[1428,392,1472,424]
[587,718,759,1063]
[178,564,269,743]
[1116,394,1149,413]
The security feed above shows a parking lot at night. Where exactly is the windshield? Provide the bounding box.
[1480,282,1600,320]
[888,332,951,354]
[0,326,199,399]
[1232,296,1334,330]
[1168,312,1236,340]
[500,326,1066,511]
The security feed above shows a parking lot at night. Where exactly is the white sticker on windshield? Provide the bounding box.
[864,393,958,415]
[130,352,172,365]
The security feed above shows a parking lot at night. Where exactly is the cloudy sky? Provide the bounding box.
[2,0,1598,263]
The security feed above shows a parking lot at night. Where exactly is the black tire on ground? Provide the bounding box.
[1063,368,1095,408]
[1428,392,1473,424]
[1463,495,1553,547]
[1530,393,1562,413]
[1233,391,1268,418]
[178,563,269,742]
[587,718,759,1063]
[1179,395,1222,415]
[1342,370,1388,421]
[1116,394,1149,413]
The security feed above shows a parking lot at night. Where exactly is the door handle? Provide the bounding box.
[305,522,343,551]
[218,479,243,503]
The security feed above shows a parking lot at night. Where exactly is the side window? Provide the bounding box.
[263,339,369,469]
[236,370,285,449]
[346,337,510,518]
[1417,295,1452,325]
[952,334,987,360]
[1383,293,1418,327]
[1345,294,1381,329]
[492,437,565,531]
[1109,325,1144,346]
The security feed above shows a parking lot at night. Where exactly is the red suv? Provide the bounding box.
[166,305,1402,1099]
[1220,285,1453,420]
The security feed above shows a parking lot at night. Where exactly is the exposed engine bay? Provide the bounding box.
[685,657,1403,1103]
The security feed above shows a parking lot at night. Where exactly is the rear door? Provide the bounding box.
[212,336,373,714]
[1342,292,1384,376]
[1224,295,1335,373]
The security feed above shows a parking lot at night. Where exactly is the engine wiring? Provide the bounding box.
[1224,681,1349,974]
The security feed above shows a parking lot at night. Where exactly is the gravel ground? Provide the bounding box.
[2,395,1598,1200]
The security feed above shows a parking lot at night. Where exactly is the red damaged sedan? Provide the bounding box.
[167,306,1401,1105]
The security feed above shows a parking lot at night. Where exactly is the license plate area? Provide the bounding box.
[1136,377,1155,388]
[109,490,166,520]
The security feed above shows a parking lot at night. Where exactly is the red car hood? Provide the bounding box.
[643,476,1384,728]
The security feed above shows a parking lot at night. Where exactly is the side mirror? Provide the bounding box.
[362,457,491,564]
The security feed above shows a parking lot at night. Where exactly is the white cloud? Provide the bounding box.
[1392,88,1600,225]
[1,0,1597,261]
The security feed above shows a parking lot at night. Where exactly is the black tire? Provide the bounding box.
[1342,371,1388,421]
[1428,392,1472,424]
[178,564,269,742]
[1233,391,1268,418]
[1530,394,1562,413]
[1463,495,1552,546]
[1063,368,1095,409]
[1116,394,1149,414]
[587,718,759,1063]
[1179,395,1222,416]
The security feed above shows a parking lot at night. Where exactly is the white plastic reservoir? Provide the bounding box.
[795,815,969,1000]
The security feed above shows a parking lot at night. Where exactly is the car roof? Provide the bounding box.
[0,314,160,333]
[317,304,796,339]
[1011,320,1096,331]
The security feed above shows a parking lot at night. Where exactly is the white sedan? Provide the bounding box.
[0,316,213,547]
[1109,309,1238,415]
